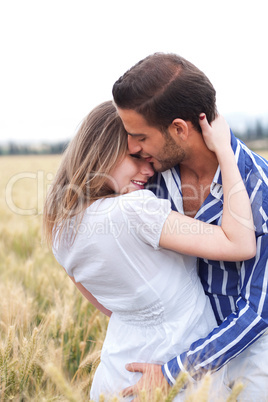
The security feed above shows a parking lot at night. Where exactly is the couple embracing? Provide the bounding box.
[44,53,268,401]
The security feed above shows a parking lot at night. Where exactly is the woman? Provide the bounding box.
[43,101,255,400]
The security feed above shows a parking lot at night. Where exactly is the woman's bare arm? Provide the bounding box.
[160,114,256,261]
[69,276,112,317]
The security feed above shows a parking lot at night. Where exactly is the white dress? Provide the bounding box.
[53,190,219,400]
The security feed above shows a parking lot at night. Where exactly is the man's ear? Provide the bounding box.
[169,118,189,141]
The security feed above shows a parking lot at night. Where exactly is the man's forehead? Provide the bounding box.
[117,107,146,124]
[116,107,160,137]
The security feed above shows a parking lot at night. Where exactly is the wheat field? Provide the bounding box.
[0,155,110,401]
[1,151,267,401]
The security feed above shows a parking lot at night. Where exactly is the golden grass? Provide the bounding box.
[1,150,266,400]
[0,155,108,400]
[259,150,268,159]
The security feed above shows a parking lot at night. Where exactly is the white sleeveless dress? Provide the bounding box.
[53,190,220,400]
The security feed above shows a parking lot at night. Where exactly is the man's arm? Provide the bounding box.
[162,232,268,384]
[123,233,268,395]
[162,166,268,384]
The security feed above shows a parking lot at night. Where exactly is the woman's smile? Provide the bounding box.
[108,154,154,194]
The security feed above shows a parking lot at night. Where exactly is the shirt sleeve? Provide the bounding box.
[119,190,172,250]
[162,232,268,384]
[162,166,268,385]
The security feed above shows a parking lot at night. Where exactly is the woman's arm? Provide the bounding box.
[69,276,112,317]
[159,114,256,261]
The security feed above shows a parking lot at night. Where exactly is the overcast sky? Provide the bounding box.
[1,0,267,143]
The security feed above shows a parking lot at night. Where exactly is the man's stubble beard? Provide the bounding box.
[153,132,186,172]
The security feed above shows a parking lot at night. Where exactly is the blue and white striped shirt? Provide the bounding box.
[150,132,268,385]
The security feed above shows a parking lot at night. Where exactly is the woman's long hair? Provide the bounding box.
[43,101,128,246]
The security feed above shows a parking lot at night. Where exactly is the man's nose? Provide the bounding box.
[128,135,142,154]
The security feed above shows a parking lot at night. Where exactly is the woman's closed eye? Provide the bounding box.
[130,153,142,159]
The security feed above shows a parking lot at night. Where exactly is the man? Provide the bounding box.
[112,53,268,400]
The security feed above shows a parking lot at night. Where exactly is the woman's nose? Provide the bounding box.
[128,135,142,154]
[141,161,154,177]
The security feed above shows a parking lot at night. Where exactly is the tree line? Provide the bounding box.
[242,119,268,140]
[1,119,268,155]
[0,141,68,156]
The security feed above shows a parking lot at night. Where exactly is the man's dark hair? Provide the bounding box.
[112,52,217,133]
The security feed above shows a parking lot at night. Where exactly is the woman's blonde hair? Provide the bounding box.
[43,100,128,246]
